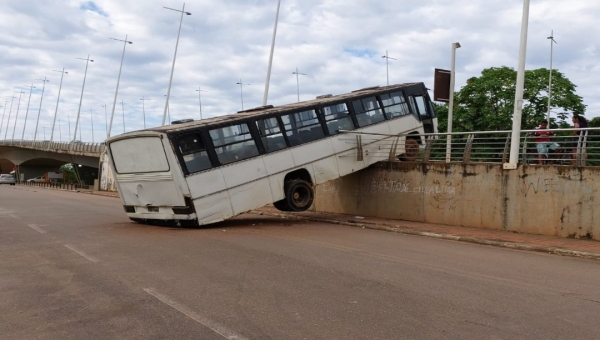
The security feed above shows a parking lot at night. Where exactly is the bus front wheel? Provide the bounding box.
[285,179,314,211]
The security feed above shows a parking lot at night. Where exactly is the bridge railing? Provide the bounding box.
[0,139,105,154]
[343,127,600,167]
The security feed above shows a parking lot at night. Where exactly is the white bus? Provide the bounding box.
[106,83,437,226]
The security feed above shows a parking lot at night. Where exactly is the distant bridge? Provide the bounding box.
[0,140,103,181]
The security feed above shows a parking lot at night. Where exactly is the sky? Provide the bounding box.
[1,0,599,143]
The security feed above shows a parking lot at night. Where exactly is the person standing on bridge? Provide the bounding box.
[533,120,558,165]
[571,115,588,166]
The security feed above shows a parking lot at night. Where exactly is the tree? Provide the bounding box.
[60,164,78,184]
[435,66,586,132]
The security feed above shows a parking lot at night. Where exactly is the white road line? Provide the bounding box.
[64,244,99,263]
[27,224,47,234]
[144,288,248,340]
[9,214,19,219]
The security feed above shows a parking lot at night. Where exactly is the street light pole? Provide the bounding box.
[2,96,16,140]
[33,77,49,144]
[140,97,147,128]
[8,90,25,142]
[90,108,95,143]
[102,104,108,138]
[446,42,461,163]
[121,100,125,133]
[108,35,133,139]
[547,30,557,124]
[0,100,6,136]
[505,0,531,170]
[262,0,281,106]
[73,55,94,144]
[236,80,250,111]
[20,83,36,144]
[381,50,397,86]
[292,67,307,102]
[162,4,192,126]
[49,68,67,146]
[196,87,207,120]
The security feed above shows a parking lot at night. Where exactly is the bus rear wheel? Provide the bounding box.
[399,138,419,161]
[285,179,314,211]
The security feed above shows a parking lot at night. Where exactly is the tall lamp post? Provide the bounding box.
[505,0,531,170]
[19,83,36,144]
[1,97,15,139]
[140,97,147,128]
[0,102,5,135]
[49,68,67,146]
[6,90,25,141]
[292,67,307,103]
[195,87,207,120]
[162,4,191,126]
[73,55,94,144]
[33,77,49,144]
[108,35,132,139]
[120,101,126,133]
[446,42,461,163]
[236,80,250,111]
[262,0,281,106]
[102,104,108,138]
[90,108,95,143]
[546,30,557,124]
[381,50,397,86]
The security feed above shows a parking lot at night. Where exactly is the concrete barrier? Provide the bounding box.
[314,162,600,241]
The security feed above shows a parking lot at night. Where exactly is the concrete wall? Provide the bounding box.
[314,162,599,240]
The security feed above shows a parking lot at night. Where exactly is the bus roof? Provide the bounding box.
[122,82,425,136]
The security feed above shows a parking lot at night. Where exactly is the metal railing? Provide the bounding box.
[0,139,104,155]
[343,127,600,167]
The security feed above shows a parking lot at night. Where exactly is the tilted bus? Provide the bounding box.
[106,82,437,226]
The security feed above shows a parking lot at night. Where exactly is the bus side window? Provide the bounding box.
[256,117,287,153]
[380,91,410,119]
[323,103,353,135]
[177,133,212,174]
[353,96,385,128]
[281,110,324,146]
[209,123,260,165]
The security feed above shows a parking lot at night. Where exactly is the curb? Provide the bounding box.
[251,210,600,261]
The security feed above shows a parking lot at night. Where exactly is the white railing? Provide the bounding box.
[342,127,600,167]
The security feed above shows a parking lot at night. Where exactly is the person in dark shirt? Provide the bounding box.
[571,115,588,165]
[533,120,558,165]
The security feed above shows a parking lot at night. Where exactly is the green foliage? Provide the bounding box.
[435,66,586,132]
[60,164,78,184]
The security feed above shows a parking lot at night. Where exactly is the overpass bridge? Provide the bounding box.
[0,140,103,182]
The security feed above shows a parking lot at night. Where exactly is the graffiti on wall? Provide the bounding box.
[522,176,595,197]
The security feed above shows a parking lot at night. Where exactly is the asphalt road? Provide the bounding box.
[1,185,600,340]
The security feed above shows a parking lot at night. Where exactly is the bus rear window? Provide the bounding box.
[110,137,170,174]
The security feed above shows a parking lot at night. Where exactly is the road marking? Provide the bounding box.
[144,288,248,340]
[28,224,47,234]
[9,214,19,219]
[64,244,99,263]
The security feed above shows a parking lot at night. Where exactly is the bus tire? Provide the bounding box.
[285,179,314,211]
[399,138,419,161]
[273,199,291,211]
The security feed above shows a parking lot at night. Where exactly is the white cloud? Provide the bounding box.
[0,0,599,143]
